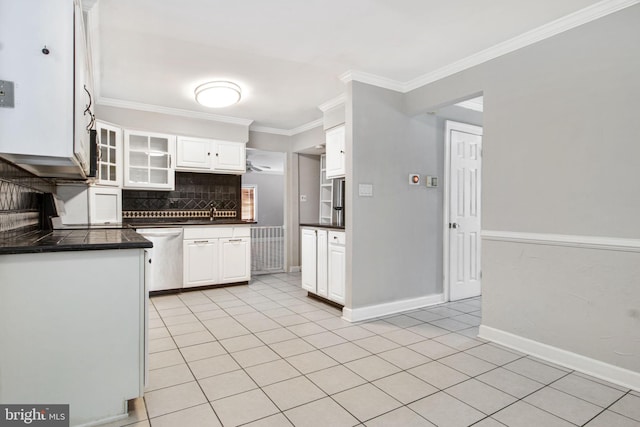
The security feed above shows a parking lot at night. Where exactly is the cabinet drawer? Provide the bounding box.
[328,231,345,245]
[233,226,251,238]
[183,226,233,240]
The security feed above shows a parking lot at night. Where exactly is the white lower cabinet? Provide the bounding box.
[328,231,346,304]
[183,226,251,288]
[301,227,344,304]
[219,237,251,284]
[183,239,218,287]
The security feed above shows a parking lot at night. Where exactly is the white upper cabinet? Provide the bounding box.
[95,121,122,186]
[123,130,176,190]
[0,0,94,178]
[325,125,346,179]
[176,137,246,174]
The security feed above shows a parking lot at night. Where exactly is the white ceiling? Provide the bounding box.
[93,0,605,132]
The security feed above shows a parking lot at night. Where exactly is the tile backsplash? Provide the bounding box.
[122,172,241,215]
[0,157,55,233]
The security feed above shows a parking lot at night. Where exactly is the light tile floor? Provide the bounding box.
[107,273,640,427]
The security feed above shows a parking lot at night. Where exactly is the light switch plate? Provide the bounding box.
[0,80,15,108]
[300,195,307,202]
[359,183,373,197]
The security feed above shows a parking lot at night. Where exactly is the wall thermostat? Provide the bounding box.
[409,174,421,185]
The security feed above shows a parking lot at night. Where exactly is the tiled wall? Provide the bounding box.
[0,157,55,233]
[122,172,241,215]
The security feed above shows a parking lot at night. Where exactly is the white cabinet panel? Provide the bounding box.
[176,136,212,170]
[301,228,317,293]
[328,231,346,304]
[316,229,328,298]
[213,140,246,172]
[325,125,345,179]
[88,186,121,224]
[183,239,218,287]
[219,237,251,283]
[95,122,122,186]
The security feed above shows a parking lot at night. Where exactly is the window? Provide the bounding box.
[241,185,257,221]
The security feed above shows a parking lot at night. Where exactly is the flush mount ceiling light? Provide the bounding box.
[194,81,241,108]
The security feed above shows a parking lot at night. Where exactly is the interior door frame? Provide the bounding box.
[442,120,483,302]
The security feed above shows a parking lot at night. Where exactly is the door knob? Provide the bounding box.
[449,223,459,229]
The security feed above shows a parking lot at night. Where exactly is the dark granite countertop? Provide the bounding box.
[300,223,345,230]
[0,228,152,255]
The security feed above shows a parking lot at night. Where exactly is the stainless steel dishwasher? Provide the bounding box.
[136,228,184,292]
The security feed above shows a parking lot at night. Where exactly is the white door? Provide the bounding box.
[183,239,218,287]
[176,136,212,170]
[446,121,483,301]
[213,141,246,172]
[325,125,346,179]
[301,229,317,292]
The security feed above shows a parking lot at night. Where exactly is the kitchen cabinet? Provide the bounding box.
[88,186,122,224]
[328,230,346,304]
[0,248,147,425]
[325,124,346,179]
[183,225,251,288]
[301,227,341,303]
[56,183,122,225]
[184,239,218,287]
[0,0,94,179]
[319,155,333,224]
[95,121,123,186]
[123,130,176,190]
[219,237,251,284]
[176,136,246,174]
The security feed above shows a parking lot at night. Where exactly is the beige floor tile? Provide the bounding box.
[321,342,372,364]
[188,354,241,379]
[307,365,367,395]
[407,323,450,339]
[149,403,221,427]
[245,359,302,387]
[263,376,326,411]
[446,379,517,415]
[276,314,310,326]
[493,401,574,427]
[476,366,544,399]
[333,383,402,422]
[166,321,206,336]
[242,413,294,427]
[303,331,348,349]
[503,357,568,384]
[525,387,610,425]
[148,327,170,340]
[172,330,215,348]
[179,341,226,362]
[550,373,627,407]
[145,363,195,392]
[333,326,376,341]
[148,349,185,371]
[408,361,469,389]
[365,407,436,427]
[199,369,258,401]
[409,391,485,427]
[353,336,400,354]
[211,389,279,427]
[610,394,640,421]
[463,343,521,365]
[149,337,176,354]
[220,334,263,353]
[287,322,328,337]
[471,418,507,427]
[284,397,359,427]
[433,333,482,351]
[144,381,207,418]
[408,340,458,359]
[231,345,280,367]
[345,355,401,382]
[373,372,438,404]
[585,410,640,427]
[161,313,198,326]
[384,314,423,328]
[360,320,401,335]
[377,347,431,370]
[286,350,338,374]
[270,337,316,357]
[438,352,497,376]
[381,329,426,346]
[255,327,298,344]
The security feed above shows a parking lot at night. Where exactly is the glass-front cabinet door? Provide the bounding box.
[95,121,122,186]
[123,130,176,190]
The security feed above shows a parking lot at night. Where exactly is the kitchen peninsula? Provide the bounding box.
[0,228,152,426]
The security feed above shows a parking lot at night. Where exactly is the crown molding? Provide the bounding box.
[251,118,323,136]
[343,0,640,94]
[96,97,254,126]
[318,94,346,112]
[339,70,406,92]
[456,97,484,112]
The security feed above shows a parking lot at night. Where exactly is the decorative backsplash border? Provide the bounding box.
[123,209,236,219]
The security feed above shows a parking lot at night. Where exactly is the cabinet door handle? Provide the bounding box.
[169,154,172,168]
[228,238,243,242]
[193,240,209,244]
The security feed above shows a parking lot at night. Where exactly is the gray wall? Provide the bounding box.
[298,154,321,224]
[394,5,640,372]
[348,82,441,308]
[241,172,284,226]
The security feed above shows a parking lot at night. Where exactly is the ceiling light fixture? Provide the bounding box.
[194,81,241,108]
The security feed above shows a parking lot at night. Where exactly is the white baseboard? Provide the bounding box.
[479,325,640,392]
[289,266,301,273]
[343,293,445,323]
